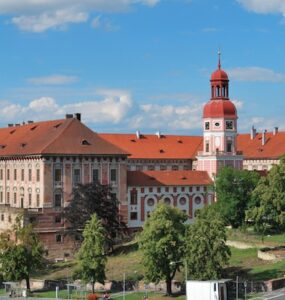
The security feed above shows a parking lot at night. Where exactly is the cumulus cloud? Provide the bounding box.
[129,102,203,131]
[228,67,285,82]
[237,0,285,15]
[27,75,79,85]
[0,89,132,124]
[0,0,160,32]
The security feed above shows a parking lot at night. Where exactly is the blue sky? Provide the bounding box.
[0,0,285,135]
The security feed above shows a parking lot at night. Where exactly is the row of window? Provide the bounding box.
[132,165,190,171]
[0,169,40,182]
[54,168,117,184]
[204,141,233,153]
[204,120,234,130]
[0,214,12,222]
[0,191,40,207]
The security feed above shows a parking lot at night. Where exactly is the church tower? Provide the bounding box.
[197,53,243,177]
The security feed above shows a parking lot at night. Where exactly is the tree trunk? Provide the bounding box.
[25,275,30,291]
[92,281,95,294]
[166,277,172,296]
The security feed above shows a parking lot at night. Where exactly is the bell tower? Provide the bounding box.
[197,53,243,177]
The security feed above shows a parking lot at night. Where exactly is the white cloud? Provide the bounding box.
[237,0,285,15]
[129,102,203,130]
[228,67,285,82]
[91,15,120,32]
[0,89,132,124]
[0,0,160,32]
[232,99,244,109]
[27,75,79,85]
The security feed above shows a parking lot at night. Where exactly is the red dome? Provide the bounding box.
[203,99,236,118]
[211,69,229,81]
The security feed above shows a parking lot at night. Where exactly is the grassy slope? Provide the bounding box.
[32,230,285,283]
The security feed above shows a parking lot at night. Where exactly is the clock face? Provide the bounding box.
[226,121,233,129]
[215,122,220,127]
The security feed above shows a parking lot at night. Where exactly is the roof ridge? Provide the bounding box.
[40,118,74,154]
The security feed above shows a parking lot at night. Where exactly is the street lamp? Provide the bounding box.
[170,259,188,282]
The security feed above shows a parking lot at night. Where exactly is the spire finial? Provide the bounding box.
[218,49,221,70]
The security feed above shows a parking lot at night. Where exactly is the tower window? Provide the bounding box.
[226,121,233,130]
[205,122,210,130]
[205,142,210,153]
[227,141,232,153]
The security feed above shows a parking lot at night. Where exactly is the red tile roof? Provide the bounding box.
[237,132,285,159]
[127,170,212,186]
[99,133,203,160]
[0,118,128,157]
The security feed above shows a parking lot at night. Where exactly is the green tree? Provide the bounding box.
[138,204,187,296]
[215,166,260,228]
[247,156,285,233]
[185,206,230,280]
[0,216,45,290]
[64,182,126,250]
[75,214,107,294]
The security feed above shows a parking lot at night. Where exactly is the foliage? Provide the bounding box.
[74,214,107,294]
[138,204,187,295]
[246,156,285,233]
[185,206,230,280]
[0,216,45,290]
[215,166,260,228]
[64,182,126,250]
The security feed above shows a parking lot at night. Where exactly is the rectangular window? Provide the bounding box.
[73,169,81,185]
[14,169,17,181]
[1,214,4,221]
[110,169,117,182]
[36,169,40,182]
[130,191,137,205]
[7,169,10,181]
[196,186,200,191]
[14,193,17,204]
[7,192,10,204]
[28,194,32,206]
[54,168,62,182]
[55,216,61,223]
[28,169,32,181]
[21,169,24,181]
[36,194,40,207]
[54,194,62,207]
[92,168,100,183]
[130,212,138,220]
[227,142,232,153]
[160,165,167,171]
[205,142,210,153]
[205,122,210,130]
[147,165,155,171]
[0,192,2,202]
[172,165,179,171]
[0,169,3,180]
[56,234,63,243]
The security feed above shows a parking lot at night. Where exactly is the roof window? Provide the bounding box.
[54,123,62,129]
[10,129,16,134]
[30,126,37,131]
[159,149,165,153]
[177,140,183,144]
[130,139,136,143]
[0,145,6,149]
[21,143,27,148]
[81,140,91,146]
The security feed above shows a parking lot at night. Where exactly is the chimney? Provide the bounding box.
[273,127,278,136]
[156,131,161,139]
[74,113,81,121]
[136,130,141,139]
[65,114,73,119]
[262,129,267,146]
[8,124,14,127]
[250,125,257,140]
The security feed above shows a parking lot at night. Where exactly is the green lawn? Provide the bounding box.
[227,228,285,247]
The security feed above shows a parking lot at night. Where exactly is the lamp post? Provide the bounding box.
[170,260,188,282]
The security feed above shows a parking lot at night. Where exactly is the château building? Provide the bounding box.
[0,58,284,258]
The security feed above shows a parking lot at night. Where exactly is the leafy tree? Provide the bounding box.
[74,214,107,294]
[246,156,285,233]
[185,206,230,280]
[215,167,260,228]
[138,204,187,296]
[0,216,45,290]
[64,182,126,250]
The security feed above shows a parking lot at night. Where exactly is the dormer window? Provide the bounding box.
[81,140,91,146]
